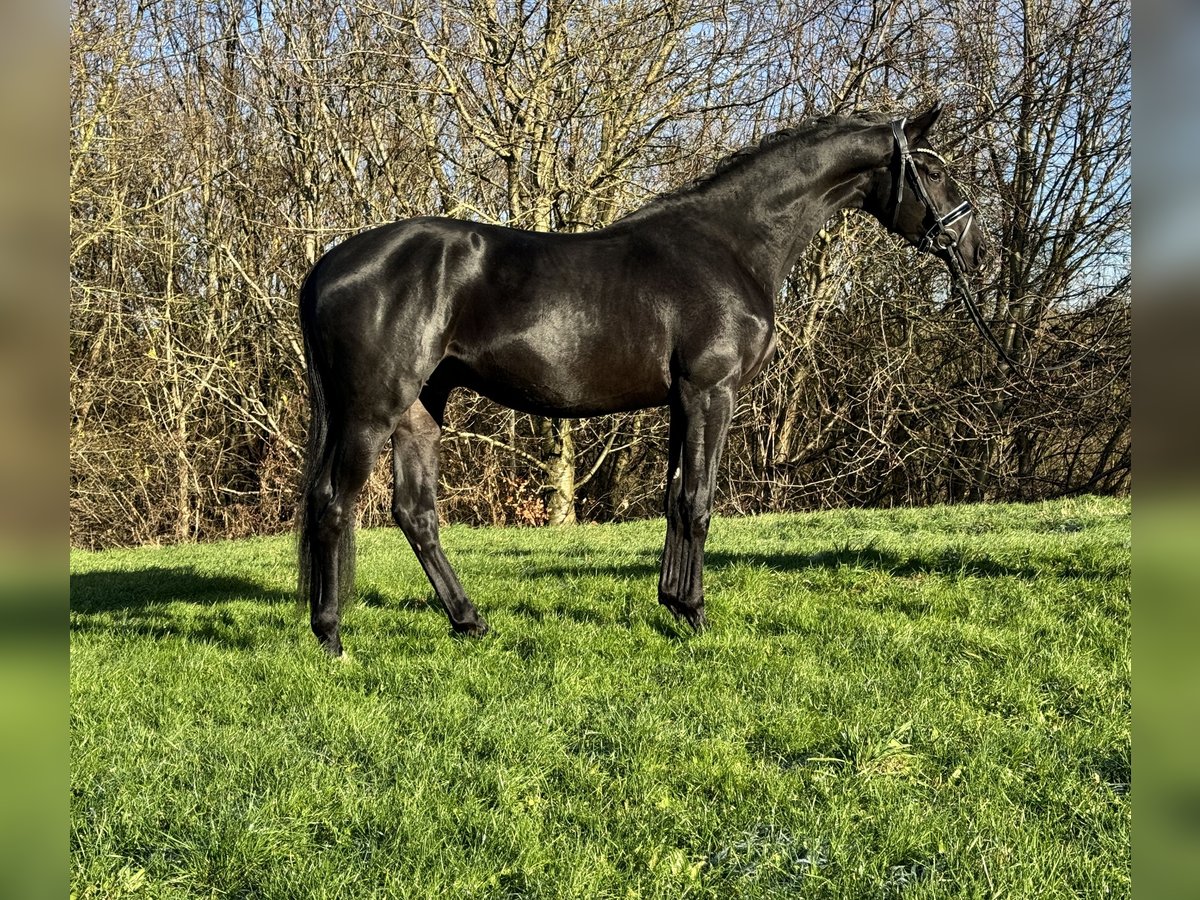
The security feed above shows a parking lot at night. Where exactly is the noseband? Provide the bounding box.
[889,118,974,261]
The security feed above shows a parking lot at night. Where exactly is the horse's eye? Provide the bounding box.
[928,170,943,182]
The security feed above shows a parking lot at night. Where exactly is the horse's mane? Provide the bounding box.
[621,111,891,219]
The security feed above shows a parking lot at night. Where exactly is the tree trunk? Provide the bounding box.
[540,417,576,525]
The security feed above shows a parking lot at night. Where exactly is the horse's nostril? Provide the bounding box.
[975,242,989,264]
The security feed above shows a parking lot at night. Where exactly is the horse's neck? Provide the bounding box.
[691,126,886,297]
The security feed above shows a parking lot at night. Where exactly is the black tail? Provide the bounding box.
[296,285,357,617]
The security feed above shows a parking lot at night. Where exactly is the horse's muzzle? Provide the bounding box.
[947,228,988,275]
[966,238,989,272]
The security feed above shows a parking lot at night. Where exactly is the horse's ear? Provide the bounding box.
[904,101,943,143]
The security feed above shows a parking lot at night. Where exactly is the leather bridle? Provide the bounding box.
[890,118,975,263]
[886,118,1105,388]
[888,117,1040,383]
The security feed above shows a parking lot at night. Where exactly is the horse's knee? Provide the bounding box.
[390,499,407,530]
[389,497,417,531]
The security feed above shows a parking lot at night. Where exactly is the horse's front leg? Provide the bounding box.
[658,375,736,630]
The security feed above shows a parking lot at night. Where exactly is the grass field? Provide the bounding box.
[70,497,1130,899]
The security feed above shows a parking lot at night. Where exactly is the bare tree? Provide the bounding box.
[70,0,1129,549]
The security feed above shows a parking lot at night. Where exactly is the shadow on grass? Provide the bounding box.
[70,612,264,649]
[360,587,431,610]
[70,566,291,614]
[708,546,1040,579]
[71,567,297,650]
[449,542,1055,637]
[506,595,695,641]
[495,545,1041,582]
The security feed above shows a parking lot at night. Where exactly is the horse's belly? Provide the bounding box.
[449,335,671,417]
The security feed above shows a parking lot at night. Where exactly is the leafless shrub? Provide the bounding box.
[70,0,1129,548]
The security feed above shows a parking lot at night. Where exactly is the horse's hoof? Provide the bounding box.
[452,617,490,638]
[660,597,706,633]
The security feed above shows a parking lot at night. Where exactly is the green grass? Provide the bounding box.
[71,497,1130,899]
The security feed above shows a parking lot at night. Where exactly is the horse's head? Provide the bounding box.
[874,102,989,275]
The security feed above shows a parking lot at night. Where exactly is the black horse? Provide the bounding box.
[298,103,987,655]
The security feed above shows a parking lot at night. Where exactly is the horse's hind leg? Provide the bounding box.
[391,390,489,636]
[307,416,393,655]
